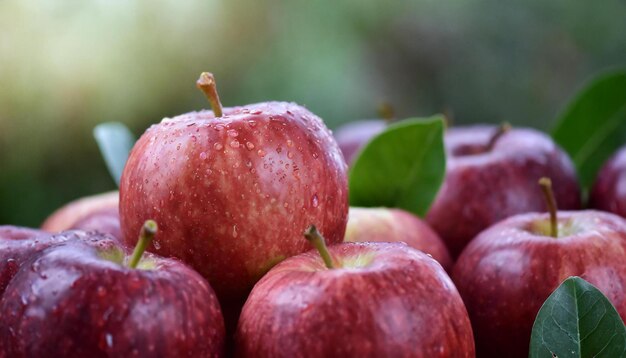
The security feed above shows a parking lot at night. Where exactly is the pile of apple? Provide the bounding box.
[1,72,625,357]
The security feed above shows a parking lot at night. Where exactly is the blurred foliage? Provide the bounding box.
[1,0,625,226]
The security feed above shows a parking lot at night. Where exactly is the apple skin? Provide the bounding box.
[344,207,452,270]
[120,102,348,302]
[589,145,626,217]
[41,191,121,240]
[0,226,77,296]
[426,125,581,258]
[333,119,386,165]
[452,211,626,358]
[0,235,225,357]
[236,242,475,357]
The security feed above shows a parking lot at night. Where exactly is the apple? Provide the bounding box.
[344,207,452,270]
[452,178,626,358]
[426,124,581,258]
[119,73,348,304]
[0,221,225,357]
[0,226,78,295]
[41,191,121,240]
[589,145,626,217]
[236,226,475,357]
[334,119,386,165]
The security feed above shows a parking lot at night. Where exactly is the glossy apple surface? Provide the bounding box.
[426,125,581,257]
[344,207,452,270]
[333,119,386,165]
[452,211,626,358]
[236,242,475,357]
[41,191,121,240]
[589,145,626,217]
[0,235,225,357]
[120,101,348,302]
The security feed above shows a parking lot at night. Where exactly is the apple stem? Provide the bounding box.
[128,220,158,269]
[196,72,223,117]
[377,102,395,123]
[538,177,558,238]
[485,122,512,151]
[304,225,335,269]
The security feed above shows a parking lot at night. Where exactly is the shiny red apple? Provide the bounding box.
[589,145,626,217]
[41,191,121,240]
[119,73,348,304]
[452,179,626,358]
[344,207,452,270]
[236,226,475,357]
[426,125,581,257]
[0,221,225,357]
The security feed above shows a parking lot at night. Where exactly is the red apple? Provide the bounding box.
[589,145,626,217]
[426,125,581,257]
[344,207,452,270]
[0,221,225,357]
[41,191,121,240]
[119,73,348,304]
[452,178,626,358]
[0,226,80,295]
[334,119,386,165]
[236,226,475,357]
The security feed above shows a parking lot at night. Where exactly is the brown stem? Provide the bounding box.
[196,72,223,117]
[303,225,335,269]
[485,122,512,151]
[538,177,558,238]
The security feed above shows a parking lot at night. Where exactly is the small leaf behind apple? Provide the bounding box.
[348,116,446,217]
[529,276,626,358]
[551,69,626,189]
[93,122,136,186]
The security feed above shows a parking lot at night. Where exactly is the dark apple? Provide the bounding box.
[41,191,121,240]
[119,73,348,304]
[0,221,225,357]
[452,178,626,358]
[426,124,581,257]
[344,207,452,270]
[0,226,81,295]
[236,226,475,357]
[589,145,626,217]
[334,119,386,165]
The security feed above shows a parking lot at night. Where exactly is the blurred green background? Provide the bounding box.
[1,1,625,226]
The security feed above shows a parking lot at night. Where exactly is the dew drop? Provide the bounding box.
[230,140,240,148]
[257,149,266,157]
[105,333,114,348]
[232,225,238,238]
[247,120,257,127]
[312,194,319,208]
[312,152,319,159]
[213,143,223,150]
[245,142,255,150]
[153,241,161,250]
[227,129,239,137]
[287,151,294,159]
[199,152,207,160]
[287,139,294,147]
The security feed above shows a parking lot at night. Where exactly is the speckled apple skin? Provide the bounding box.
[119,102,349,302]
[590,145,626,217]
[344,207,452,270]
[452,211,626,358]
[0,226,72,296]
[333,119,386,165]
[426,126,581,258]
[42,191,122,240]
[0,238,225,358]
[236,242,475,358]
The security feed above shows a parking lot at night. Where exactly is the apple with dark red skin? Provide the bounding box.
[426,125,581,258]
[0,221,225,357]
[0,226,82,295]
[119,73,348,304]
[452,179,626,358]
[41,191,121,240]
[236,226,475,357]
[589,145,626,217]
[334,119,386,165]
[344,207,452,270]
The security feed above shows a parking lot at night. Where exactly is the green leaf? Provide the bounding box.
[93,122,136,187]
[552,69,626,189]
[529,276,626,358]
[348,116,446,217]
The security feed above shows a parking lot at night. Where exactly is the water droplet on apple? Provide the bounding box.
[251,110,262,115]
[232,225,238,238]
[312,194,319,207]
[283,202,289,208]
[245,161,253,168]
[199,152,207,160]
[246,142,255,150]
[287,151,294,159]
[105,333,114,348]
[230,140,240,148]
[257,149,266,157]
[153,241,161,250]
[247,120,257,127]
[227,129,239,137]
[213,143,223,150]
[312,152,319,159]
[286,139,293,147]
